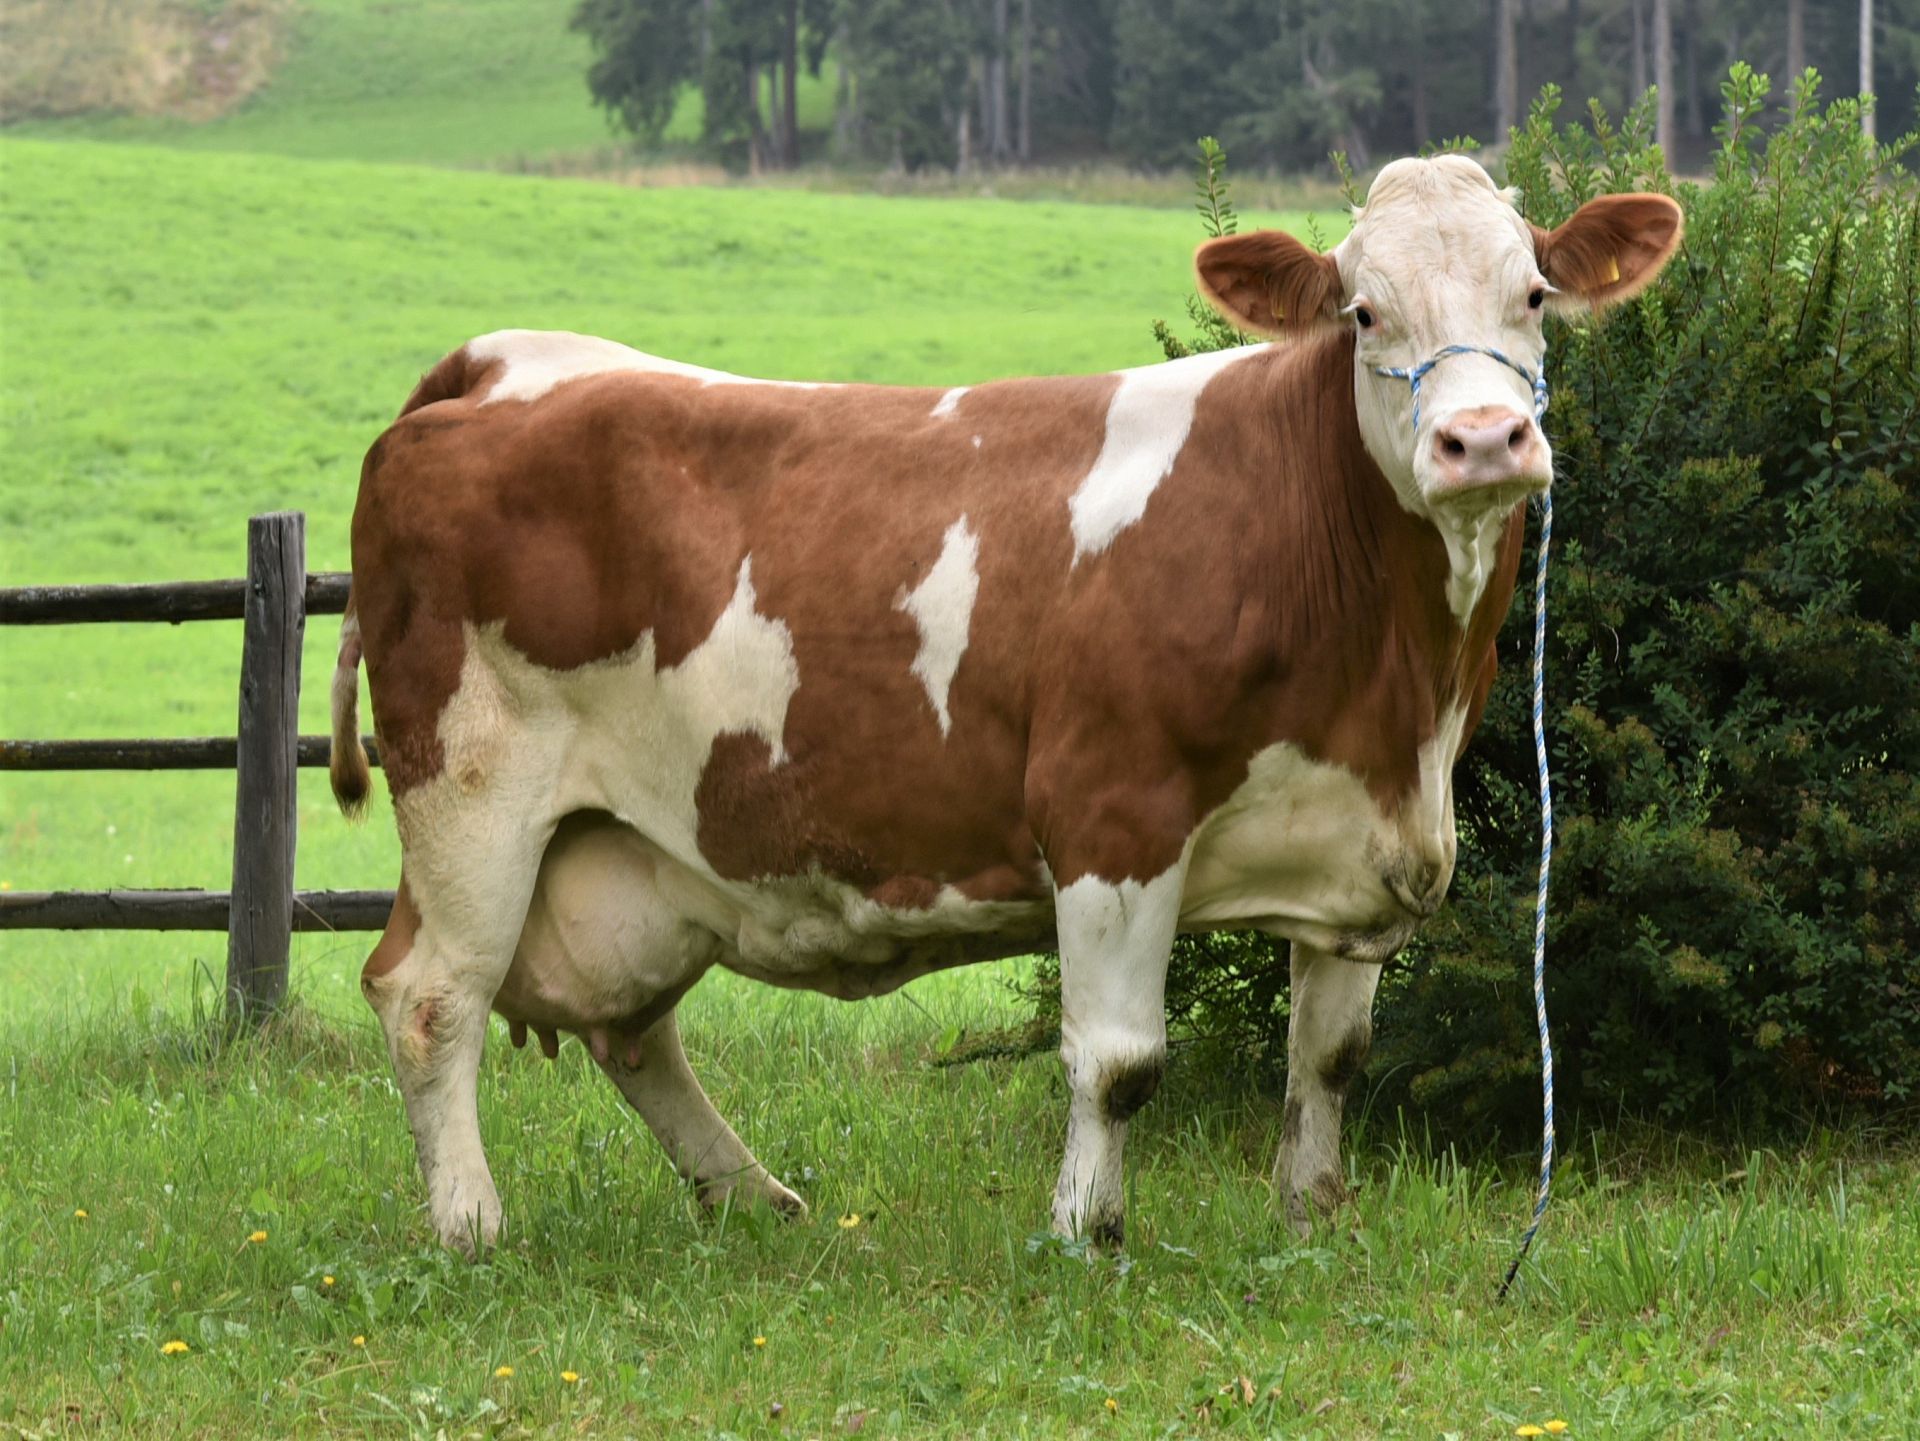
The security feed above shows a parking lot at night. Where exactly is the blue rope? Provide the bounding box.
[1372,343,1555,1302]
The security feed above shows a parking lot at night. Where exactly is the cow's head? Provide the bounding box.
[1196,154,1682,521]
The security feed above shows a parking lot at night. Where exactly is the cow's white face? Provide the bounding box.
[1196,155,1683,528]
[1337,156,1553,518]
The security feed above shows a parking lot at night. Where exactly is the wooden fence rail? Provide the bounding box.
[0,512,393,1021]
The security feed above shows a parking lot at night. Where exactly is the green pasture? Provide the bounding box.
[3,0,832,168]
[3,135,1917,1437]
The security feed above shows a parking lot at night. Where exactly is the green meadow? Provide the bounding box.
[2,77,1917,1441]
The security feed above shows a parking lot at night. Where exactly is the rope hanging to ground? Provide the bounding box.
[1371,344,1555,1302]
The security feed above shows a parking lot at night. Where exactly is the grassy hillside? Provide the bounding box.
[3,0,833,166]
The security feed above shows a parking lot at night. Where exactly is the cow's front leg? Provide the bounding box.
[1050,864,1185,1248]
[1271,943,1382,1236]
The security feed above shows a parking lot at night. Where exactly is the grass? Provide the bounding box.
[3,979,1916,1437]
[2,94,1915,1438]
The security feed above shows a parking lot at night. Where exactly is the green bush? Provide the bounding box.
[1036,71,1920,1131]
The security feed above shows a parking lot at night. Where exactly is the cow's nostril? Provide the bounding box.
[1508,426,1528,450]
[1442,436,1466,457]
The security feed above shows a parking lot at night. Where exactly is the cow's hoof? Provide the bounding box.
[1283,1171,1349,1239]
[698,1174,808,1219]
[435,1199,505,1259]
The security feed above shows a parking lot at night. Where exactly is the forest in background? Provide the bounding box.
[577,0,1920,171]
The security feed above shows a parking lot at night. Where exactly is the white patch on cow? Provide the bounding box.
[1180,705,1468,959]
[894,516,980,738]
[971,435,982,449]
[1052,861,1186,1237]
[931,386,968,418]
[467,329,823,405]
[1068,344,1263,563]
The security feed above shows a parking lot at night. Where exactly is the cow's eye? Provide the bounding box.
[1353,305,1376,329]
[1528,287,1546,310]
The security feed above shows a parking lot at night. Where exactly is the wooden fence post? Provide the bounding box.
[225,512,306,1022]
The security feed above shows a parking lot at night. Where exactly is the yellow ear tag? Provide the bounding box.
[1605,256,1622,284]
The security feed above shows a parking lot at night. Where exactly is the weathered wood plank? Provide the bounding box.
[0,735,381,770]
[226,513,305,1020]
[0,889,395,932]
[0,571,351,625]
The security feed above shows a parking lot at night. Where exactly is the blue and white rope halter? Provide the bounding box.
[1372,343,1555,1301]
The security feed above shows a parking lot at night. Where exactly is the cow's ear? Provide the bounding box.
[1195,230,1343,338]
[1531,193,1683,311]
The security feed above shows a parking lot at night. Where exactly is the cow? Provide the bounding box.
[330,155,1681,1255]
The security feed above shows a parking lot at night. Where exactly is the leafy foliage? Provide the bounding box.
[1122,75,1919,1130]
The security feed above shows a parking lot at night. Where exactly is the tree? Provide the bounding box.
[574,0,826,170]
[573,0,701,145]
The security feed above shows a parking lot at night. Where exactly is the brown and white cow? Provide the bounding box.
[331,155,1681,1254]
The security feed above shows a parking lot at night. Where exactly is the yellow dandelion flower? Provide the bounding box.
[351,1335,366,1348]
[753,1335,767,1348]
[1516,1427,1546,1438]
[321,1275,335,1288]
[161,1340,189,1356]
[494,1365,515,1378]
[247,1230,268,1244]
[1545,1425,1570,1435]
[74,1208,89,1220]
[1104,1397,1118,1413]
[838,1213,861,1229]
[561,1370,580,1384]
[1,880,12,891]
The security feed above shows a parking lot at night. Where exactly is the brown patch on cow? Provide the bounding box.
[1102,1054,1166,1122]
[866,874,942,910]
[361,879,419,992]
[1319,1024,1373,1093]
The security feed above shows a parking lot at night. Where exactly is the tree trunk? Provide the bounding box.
[957,87,973,173]
[1567,0,1580,92]
[991,0,1010,161]
[1653,0,1674,161]
[1492,0,1518,139]
[1411,1,1430,148]
[1017,0,1032,163]
[1630,0,1647,101]
[1785,0,1805,90]
[1860,0,1875,141]
[743,60,767,175]
[1681,0,1704,138]
[780,0,800,167]
[699,0,713,65]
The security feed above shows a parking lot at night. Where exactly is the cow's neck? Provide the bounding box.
[1217,333,1524,795]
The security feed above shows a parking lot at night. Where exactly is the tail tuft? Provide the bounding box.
[330,600,372,821]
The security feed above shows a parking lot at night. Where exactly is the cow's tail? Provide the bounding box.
[330,597,372,820]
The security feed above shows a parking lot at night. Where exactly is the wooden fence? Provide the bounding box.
[0,512,393,1020]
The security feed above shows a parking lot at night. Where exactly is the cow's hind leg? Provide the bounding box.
[363,819,548,1255]
[1049,866,1185,1248]
[594,1010,805,1215]
[1271,943,1382,1236]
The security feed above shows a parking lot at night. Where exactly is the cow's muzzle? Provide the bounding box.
[1426,406,1550,505]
